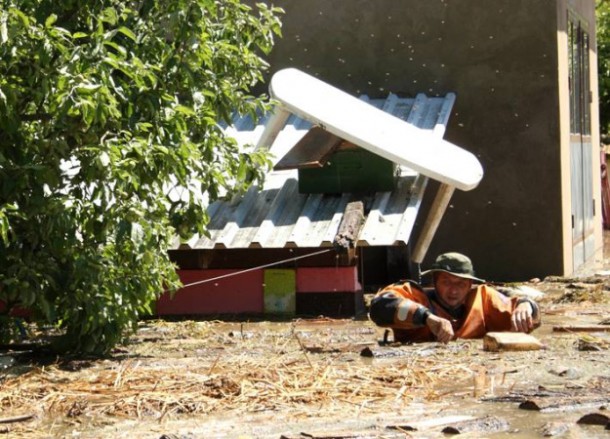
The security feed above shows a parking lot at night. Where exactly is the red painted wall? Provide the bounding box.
[156,269,264,315]
[296,267,360,293]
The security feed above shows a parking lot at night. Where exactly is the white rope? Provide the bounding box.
[175,248,334,291]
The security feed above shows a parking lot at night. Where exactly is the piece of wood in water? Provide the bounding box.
[386,415,474,431]
[552,325,610,333]
[440,415,510,435]
[541,421,570,437]
[519,396,610,412]
[483,332,543,351]
[577,412,610,425]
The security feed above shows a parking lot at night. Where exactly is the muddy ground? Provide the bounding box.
[1,257,610,438]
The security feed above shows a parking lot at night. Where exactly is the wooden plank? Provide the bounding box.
[274,126,343,170]
[552,325,610,333]
[269,68,483,191]
[483,332,544,352]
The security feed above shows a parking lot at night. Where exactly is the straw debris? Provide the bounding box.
[0,320,468,434]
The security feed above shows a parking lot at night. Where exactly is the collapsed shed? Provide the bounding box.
[159,69,482,317]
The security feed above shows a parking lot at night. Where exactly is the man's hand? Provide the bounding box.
[426,315,454,343]
[511,302,534,333]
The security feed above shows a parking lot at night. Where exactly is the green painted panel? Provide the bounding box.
[264,269,296,315]
[298,149,397,194]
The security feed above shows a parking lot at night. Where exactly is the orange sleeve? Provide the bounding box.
[481,285,521,332]
[369,282,432,330]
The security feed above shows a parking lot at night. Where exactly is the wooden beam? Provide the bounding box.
[411,183,455,264]
[333,201,365,250]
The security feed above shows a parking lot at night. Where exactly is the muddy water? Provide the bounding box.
[286,313,610,438]
[393,312,610,438]
[151,316,608,438]
[5,309,609,438]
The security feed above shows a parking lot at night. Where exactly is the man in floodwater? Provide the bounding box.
[369,252,541,343]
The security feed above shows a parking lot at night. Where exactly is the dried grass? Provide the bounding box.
[0,320,467,428]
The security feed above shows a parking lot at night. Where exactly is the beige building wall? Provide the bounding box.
[557,0,602,275]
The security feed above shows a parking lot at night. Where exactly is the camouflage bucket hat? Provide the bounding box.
[420,252,485,283]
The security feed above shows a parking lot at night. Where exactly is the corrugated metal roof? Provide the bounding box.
[174,92,455,250]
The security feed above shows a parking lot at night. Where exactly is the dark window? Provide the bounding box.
[568,13,591,136]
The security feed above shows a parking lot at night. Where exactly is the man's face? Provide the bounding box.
[434,271,473,308]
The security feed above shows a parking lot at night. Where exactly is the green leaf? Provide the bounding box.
[45,14,57,28]
[8,8,29,28]
[0,0,280,355]
[116,26,136,42]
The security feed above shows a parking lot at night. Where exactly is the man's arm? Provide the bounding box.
[369,290,431,328]
[511,297,541,333]
[369,285,455,343]
[482,285,542,333]
[425,314,454,343]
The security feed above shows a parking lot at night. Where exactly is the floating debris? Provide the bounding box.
[577,335,610,351]
[484,378,610,413]
[386,414,474,432]
[281,431,407,439]
[440,415,510,435]
[483,332,544,352]
[540,421,570,437]
[576,412,610,425]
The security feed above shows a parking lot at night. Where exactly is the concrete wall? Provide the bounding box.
[253,0,599,281]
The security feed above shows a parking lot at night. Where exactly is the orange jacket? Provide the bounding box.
[369,281,540,343]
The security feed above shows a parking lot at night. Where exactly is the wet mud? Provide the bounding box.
[1,277,609,438]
